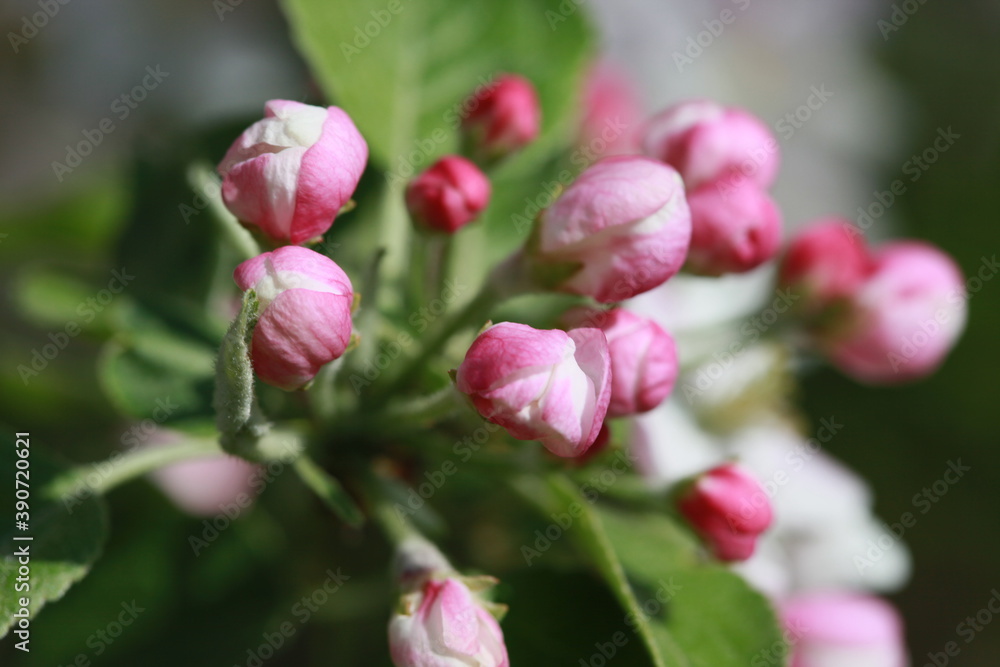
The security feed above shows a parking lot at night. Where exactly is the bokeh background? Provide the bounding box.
[1,0,998,664]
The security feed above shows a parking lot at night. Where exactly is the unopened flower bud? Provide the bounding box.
[684,180,783,276]
[531,156,691,302]
[218,100,368,245]
[405,156,491,234]
[677,463,773,562]
[642,99,779,191]
[234,246,354,390]
[455,322,611,458]
[461,74,541,162]
[563,307,678,417]
[778,218,871,314]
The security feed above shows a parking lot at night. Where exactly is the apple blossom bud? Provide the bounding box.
[389,576,509,667]
[578,61,643,158]
[684,180,783,276]
[823,241,966,383]
[779,218,871,313]
[563,307,678,417]
[781,593,907,667]
[151,453,260,517]
[405,156,491,234]
[642,99,779,191]
[234,246,354,390]
[677,463,773,562]
[461,74,541,161]
[455,322,611,458]
[531,156,691,302]
[218,100,368,245]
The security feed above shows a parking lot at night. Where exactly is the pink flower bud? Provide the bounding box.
[455,322,612,458]
[779,218,871,312]
[684,179,783,276]
[781,593,907,667]
[218,100,368,245]
[642,99,779,191]
[677,463,773,562]
[578,61,643,158]
[234,246,354,390]
[563,307,678,417]
[532,156,691,302]
[461,74,541,161]
[389,577,509,667]
[823,241,966,384]
[151,453,260,517]
[405,156,491,234]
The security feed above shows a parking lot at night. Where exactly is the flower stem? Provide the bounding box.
[382,384,463,425]
[187,162,260,261]
[293,454,365,527]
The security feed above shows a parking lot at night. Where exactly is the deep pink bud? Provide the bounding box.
[234,246,354,390]
[642,99,779,191]
[677,463,773,562]
[218,100,368,245]
[823,241,966,384]
[455,322,612,458]
[151,453,260,517]
[389,577,509,667]
[462,74,541,161]
[578,61,643,158]
[563,307,678,417]
[532,156,691,302]
[684,179,783,276]
[779,218,871,312]
[781,593,907,667]
[405,156,491,234]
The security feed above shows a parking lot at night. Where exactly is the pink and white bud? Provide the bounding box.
[389,577,509,667]
[642,100,779,191]
[234,246,354,390]
[684,180,783,276]
[532,156,691,302]
[151,453,260,517]
[218,100,368,245]
[781,593,907,667]
[823,241,966,384]
[405,156,491,234]
[455,322,612,458]
[779,218,871,312]
[563,307,678,417]
[677,463,773,562]
[578,61,643,158]
[462,74,541,161]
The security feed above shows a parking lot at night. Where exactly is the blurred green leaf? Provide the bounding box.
[0,441,109,639]
[531,475,783,667]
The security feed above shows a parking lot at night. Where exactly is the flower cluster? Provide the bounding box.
[210,65,966,665]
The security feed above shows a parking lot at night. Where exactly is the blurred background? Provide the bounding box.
[1,0,998,664]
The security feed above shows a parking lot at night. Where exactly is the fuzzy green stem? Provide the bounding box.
[187,163,260,261]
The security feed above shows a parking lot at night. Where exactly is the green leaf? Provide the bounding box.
[0,441,109,639]
[532,474,783,667]
[281,0,593,168]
